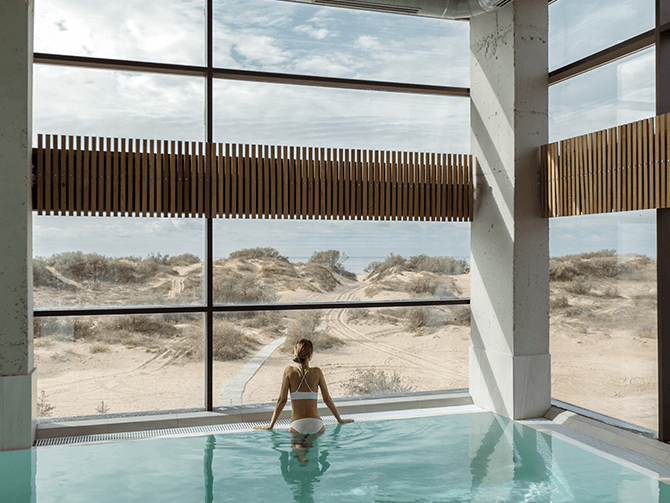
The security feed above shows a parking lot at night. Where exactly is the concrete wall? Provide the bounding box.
[469,0,550,420]
[0,0,36,451]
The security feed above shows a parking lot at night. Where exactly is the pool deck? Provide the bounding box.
[34,390,473,441]
[33,392,670,482]
[521,405,670,482]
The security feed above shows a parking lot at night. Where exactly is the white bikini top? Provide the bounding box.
[290,368,318,400]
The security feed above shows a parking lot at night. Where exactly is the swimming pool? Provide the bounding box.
[2,410,669,502]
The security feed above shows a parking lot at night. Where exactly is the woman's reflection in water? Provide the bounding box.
[272,424,344,503]
[202,425,344,503]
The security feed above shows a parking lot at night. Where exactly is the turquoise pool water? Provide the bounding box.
[1,411,669,502]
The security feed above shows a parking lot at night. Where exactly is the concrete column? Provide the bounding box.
[0,0,36,450]
[469,0,550,420]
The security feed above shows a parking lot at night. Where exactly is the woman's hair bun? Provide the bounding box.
[293,338,314,364]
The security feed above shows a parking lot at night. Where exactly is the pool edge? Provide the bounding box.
[34,391,473,443]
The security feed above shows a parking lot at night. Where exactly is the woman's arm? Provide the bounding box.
[254,367,291,430]
[317,368,353,424]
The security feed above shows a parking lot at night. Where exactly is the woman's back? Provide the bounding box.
[287,366,321,421]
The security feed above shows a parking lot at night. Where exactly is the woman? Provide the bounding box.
[255,338,353,433]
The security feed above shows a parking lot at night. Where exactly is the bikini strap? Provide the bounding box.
[296,367,314,392]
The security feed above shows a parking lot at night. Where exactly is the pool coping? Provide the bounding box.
[34,391,473,441]
[539,405,670,468]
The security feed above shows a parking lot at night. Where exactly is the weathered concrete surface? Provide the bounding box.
[469,0,550,420]
[0,0,35,450]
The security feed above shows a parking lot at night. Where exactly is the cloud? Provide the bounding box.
[294,24,330,39]
[290,54,357,78]
[354,35,381,50]
[231,35,291,66]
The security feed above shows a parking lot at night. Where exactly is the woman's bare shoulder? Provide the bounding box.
[283,366,297,375]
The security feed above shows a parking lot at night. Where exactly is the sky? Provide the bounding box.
[31,0,659,269]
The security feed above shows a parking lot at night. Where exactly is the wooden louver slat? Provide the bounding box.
[542,112,670,217]
[31,134,473,222]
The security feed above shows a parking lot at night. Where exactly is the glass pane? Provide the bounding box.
[212,219,470,305]
[34,65,205,144]
[214,306,469,407]
[550,211,657,431]
[34,0,205,66]
[549,0,654,71]
[214,80,469,152]
[35,314,204,418]
[214,0,469,87]
[549,47,655,142]
[33,215,205,308]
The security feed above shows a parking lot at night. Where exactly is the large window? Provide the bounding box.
[33,0,471,418]
[549,10,658,430]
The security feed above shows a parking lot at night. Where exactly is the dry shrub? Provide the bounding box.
[37,391,55,417]
[73,319,96,340]
[601,286,619,298]
[406,308,429,332]
[564,306,587,318]
[550,294,569,310]
[301,262,341,292]
[347,308,371,324]
[342,367,415,396]
[242,311,284,333]
[116,315,179,336]
[364,253,405,278]
[308,250,357,281]
[34,318,61,339]
[89,343,110,354]
[565,278,592,295]
[212,321,257,361]
[174,319,256,361]
[168,253,201,266]
[33,257,74,289]
[213,273,275,304]
[229,247,288,262]
[282,311,340,352]
[550,250,629,282]
[39,251,181,286]
[407,276,438,296]
[444,306,471,326]
[72,315,180,351]
[365,253,468,280]
[405,254,469,275]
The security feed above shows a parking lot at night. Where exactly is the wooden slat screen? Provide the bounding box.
[542,112,670,218]
[32,134,474,221]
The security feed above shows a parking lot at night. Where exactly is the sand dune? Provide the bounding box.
[34,251,658,431]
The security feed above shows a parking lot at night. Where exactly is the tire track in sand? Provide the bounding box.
[323,280,467,381]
